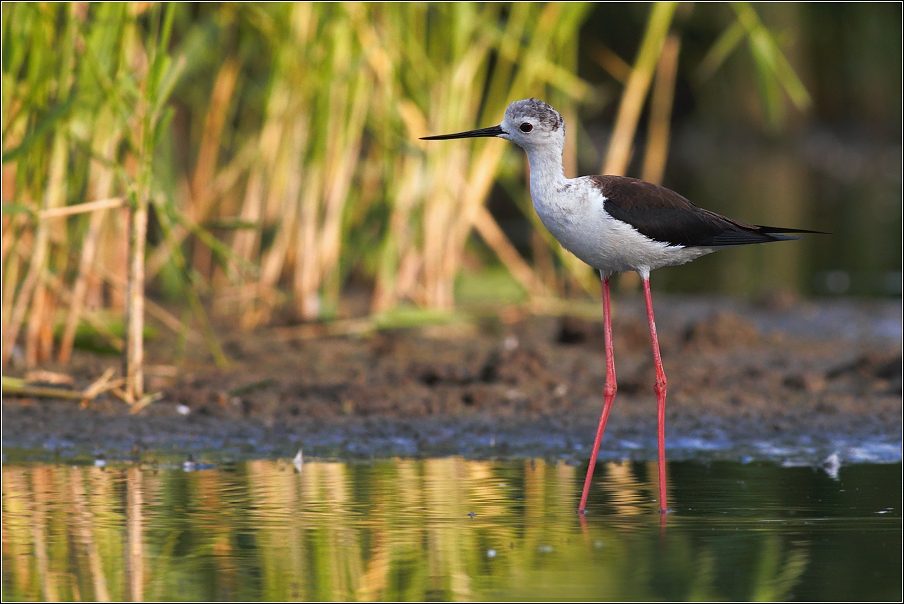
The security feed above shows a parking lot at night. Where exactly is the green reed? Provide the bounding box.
[1,3,810,381]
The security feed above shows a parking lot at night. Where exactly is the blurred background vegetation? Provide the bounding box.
[2,3,901,372]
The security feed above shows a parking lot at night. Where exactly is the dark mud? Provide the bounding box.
[3,295,901,465]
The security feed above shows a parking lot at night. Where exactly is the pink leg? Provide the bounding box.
[579,275,617,513]
[642,276,668,513]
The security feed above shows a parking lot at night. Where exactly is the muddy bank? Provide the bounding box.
[3,295,901,464]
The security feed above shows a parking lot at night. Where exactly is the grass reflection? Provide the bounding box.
[70,467,110,601]
[1,459,900,601]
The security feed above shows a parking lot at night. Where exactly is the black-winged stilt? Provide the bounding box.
[422,98,823,514]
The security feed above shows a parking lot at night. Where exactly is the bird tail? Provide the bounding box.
[755,225,830,235]
[755,225,830,241]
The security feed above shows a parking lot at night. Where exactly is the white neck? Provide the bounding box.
[524,142,567,210]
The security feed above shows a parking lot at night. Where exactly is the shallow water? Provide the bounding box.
[2,456,900,601]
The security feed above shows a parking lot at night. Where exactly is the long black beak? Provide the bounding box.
[420,125,505,140]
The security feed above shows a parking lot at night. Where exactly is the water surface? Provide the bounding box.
[2,457,900,601]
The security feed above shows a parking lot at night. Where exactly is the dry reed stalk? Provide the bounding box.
[1,130,67,366]
[294,22,348,318]
[124,128,149,402]
[642,33,681,185]
[296,50,371,320]
[439,140,509,304]
[144,62,243,283]
[1,247,21,336]
[57,204,113,364]
[25,7,79,367]
[31,131,69,366]
[371,153,426,313]
[24,285,47,365]
[588,41,633,84]
[40,292,57,362]
[603,2,678,176]
[97,206,130,312]
[39,265,125,351]
[190,57,240,280]
[415,37,496,307]
[79,367,121,403]
[294,153,324,319]
[38,197,124,219]
[3,376,82,401]
[128,390,164,414]
[252,121,310,326]
[229,149,267,267]
[349,10,418,307]
[472,206,551,297]
[191,58,241,217]
[124,190,148,402]
[58,133,121,364]
[290,127,328,318]
[123,2,183,401]
[230,123,289,326]
[0,208,22,263]
[231,7,314,326]
[2,368,122,404]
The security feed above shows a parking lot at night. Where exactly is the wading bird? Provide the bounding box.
[422,99,823,514]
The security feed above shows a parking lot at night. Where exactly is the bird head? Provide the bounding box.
[420,98,565,152]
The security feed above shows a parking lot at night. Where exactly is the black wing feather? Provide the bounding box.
[588,176,825,247]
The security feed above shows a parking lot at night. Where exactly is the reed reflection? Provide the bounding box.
[2,459,898,601]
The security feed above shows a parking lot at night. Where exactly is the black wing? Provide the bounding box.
[588,175,825,247]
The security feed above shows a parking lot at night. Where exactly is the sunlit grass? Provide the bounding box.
[1,3,814,382]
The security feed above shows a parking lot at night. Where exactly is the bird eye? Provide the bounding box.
[519,123,533,133]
